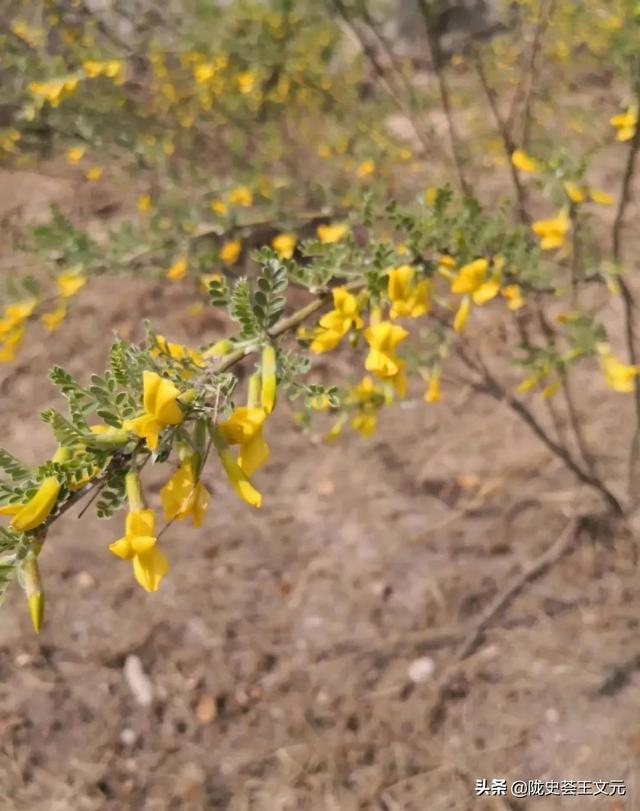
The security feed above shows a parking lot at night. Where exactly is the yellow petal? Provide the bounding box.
[11,477,61,532]
[132,547,170,592]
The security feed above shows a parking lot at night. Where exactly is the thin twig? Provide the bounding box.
[428,515,584,730]
[455,343,624,515]
[415,0,471,195]
[612,76,640,495]
[328,0,432,156]
[470,46,529,223]
[507,0,555,147]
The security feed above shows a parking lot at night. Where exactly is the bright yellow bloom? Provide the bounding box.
[66,146,85,164]
[152,335,204,367]
[261,346,277,414]
[451,259,489,295]
[217,446,262,507]
[272,232,297,259]
[589,189,613,206]
[85,166,103,181]
[237,71,256,94]
[228,186,253,206]
[310,287,363,353]
[517,374,540,393]
[364,321,408,379]
[220,240,241,265]
[317,223,349,243]
[211,199,228,215]
[41,305,67,332]
[219,407,270,477]
[532,209,570,250]
[351,412,377,437]
[137,194,152,212]
[356,159,375,178]
[160,463,210,528]
[424,186,438,206]
[0,300,37,333]
[542,380,560,399]
[453,296,470,332]
[166,256,188,281]
[511,149,540,173]
[122,371,185,450]
[57,271,86,298]
[109,509,169,592]
[502,285,524,310]
[83,59,124,82]
[563,181,586,203]
[388,265,431,319]
[28,77,78,106]
[0,477,61,532]
[425,369,442,403]
[597,344,640,393]
[610,107,638,142]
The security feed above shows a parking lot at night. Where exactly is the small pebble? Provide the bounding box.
[407,656,436,683]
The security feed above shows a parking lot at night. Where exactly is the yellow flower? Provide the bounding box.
[216,444,262,507]
[502,285,524,310]
[272,232,297,259]
[166,256,188,281]
[211,199,228,216]
[85,166,103,181]
[194,62,216,83]
[220,239,242,265]
[453,297,470,332]
[41,305,67,332]
[424,186,438,206]
[160,463,210,528]
[237,71,256,94]
[66,145,85,164]
[351,412,377,437]
[451,258,489,295]
[0,327,25,362]
[219,407,270,477]
[152,335,204,367]
[511,149,540,173]
[57,270,86,298]
[364,321,408,379]
[310,287,363,353]
[0,300,37,333]
[228,186,253,207]
[542,380,560,399]
[425,369,442,403]
[532,209,570,250]
[517,374,540,393]
[122,371,185,450]
[388,265,431,319]
[610,106,638,142]
[597,344,640,393]
[137,193,152,212]
[28,77,78,106]
[589,189,613,206]
[563,181,585,204]
[356,159,375,178]
[83,59,124,82]
[317,223,349,243]
[109,509,169,592]
[0,476,61,532]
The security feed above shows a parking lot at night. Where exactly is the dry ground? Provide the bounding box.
[1,155,640,811]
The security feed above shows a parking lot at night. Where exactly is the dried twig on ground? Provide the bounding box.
[428,515,585,730]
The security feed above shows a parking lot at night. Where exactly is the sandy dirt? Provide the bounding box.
[1,153,640,811]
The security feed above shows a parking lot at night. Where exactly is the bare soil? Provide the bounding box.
[1,157,640,811]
